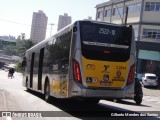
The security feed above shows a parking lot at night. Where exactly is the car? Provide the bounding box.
[142,73,158,87]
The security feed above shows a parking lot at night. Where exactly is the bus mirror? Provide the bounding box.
[129,25,132,28]
[73,26,77,33]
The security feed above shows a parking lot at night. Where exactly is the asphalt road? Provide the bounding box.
[0,69,160,120]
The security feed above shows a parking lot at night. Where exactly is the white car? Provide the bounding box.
[142,73,158,87]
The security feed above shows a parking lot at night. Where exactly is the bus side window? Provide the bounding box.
[60,58,69,73]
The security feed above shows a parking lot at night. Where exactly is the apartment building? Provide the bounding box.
[84,16,93,20]
[30,10,48,43]
[96,0,160,78]
[57,13,72,31]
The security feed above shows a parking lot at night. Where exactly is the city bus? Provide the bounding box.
[22,20,136,104]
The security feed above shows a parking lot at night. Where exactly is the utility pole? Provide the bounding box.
[49,23,54,36]
[124,6,128,26]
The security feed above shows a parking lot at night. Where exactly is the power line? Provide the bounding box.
[0,18,57,30]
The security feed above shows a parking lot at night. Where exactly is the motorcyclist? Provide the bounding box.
[134,77,143,105]
[8,68,15,79]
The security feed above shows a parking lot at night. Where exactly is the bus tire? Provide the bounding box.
[44,81,51,102]
[134,97,142,105]
[26,77,29,91]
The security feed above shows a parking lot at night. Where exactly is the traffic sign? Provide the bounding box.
[1,41,16,46]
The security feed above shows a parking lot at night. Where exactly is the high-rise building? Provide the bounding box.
[30,10,48,43]
[96,0,160,79]
[84,16,93,20]
[57,13,72,31]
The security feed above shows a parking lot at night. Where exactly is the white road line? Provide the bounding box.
[143,96,160,103]
[7,117,12,120]
[2,91,12,120]
[2,91,7,111]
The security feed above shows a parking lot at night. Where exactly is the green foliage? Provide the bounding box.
[15,61,23,72]
[2,33,34,57]
[15,33,34,72]
[16,36,34,57]
[3,46,17,55]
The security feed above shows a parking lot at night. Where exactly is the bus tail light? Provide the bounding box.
[126,64,135,86]
[72,59,82,83]
[104,50,110,54]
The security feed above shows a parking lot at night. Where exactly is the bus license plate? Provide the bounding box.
[100,81,111,86]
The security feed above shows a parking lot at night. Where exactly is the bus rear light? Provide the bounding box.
[104,50,110,54]
[72,59,82,83]
[126,64,135,86]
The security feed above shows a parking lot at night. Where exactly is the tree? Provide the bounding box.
[17,38,34,56]
[17,33,26,40]
[15,35,34,72]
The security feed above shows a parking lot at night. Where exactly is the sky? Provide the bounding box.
[0,0,108,39]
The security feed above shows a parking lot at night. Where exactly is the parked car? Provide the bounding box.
[142,73,158,87]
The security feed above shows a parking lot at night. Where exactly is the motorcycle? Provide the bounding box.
[113,77,143,105]
[134,77,143,105]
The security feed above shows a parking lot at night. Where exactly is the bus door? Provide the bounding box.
[30,52,35,88]
[38,48,44,90]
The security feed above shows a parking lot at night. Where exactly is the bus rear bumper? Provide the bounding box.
[78,86,134,99]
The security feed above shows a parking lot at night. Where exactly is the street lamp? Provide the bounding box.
[49,23,54,36]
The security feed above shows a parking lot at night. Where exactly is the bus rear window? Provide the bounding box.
[80,23,132,49]
[80,22,132,62]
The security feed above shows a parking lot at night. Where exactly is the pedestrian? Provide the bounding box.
[8,68,15,79]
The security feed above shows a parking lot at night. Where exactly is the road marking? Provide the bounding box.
[7,117,12,120]
[143,96,160,103]
[2,91,12,120]
[2,91,7,111]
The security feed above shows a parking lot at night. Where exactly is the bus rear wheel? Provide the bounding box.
[44,81,51,102]
[134,97,142,105]
[26,77,29,91]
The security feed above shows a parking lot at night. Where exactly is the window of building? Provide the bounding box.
[145,2,160,11]
[97,11,103,18]
[151,2,156,11]
[156,2,160,11]
[128,3,141,13]
[145,2,150,11]
[105,10,111,17]
[143,29,160,39]
[112,7,123,16]
[112,8,116,15]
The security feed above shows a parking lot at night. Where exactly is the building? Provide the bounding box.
[0,35,16,40]
[0,37,16,48]
[84,16,93,20]
[96,0,160,79]
[57,13,72,31]
[30,10,48,43]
